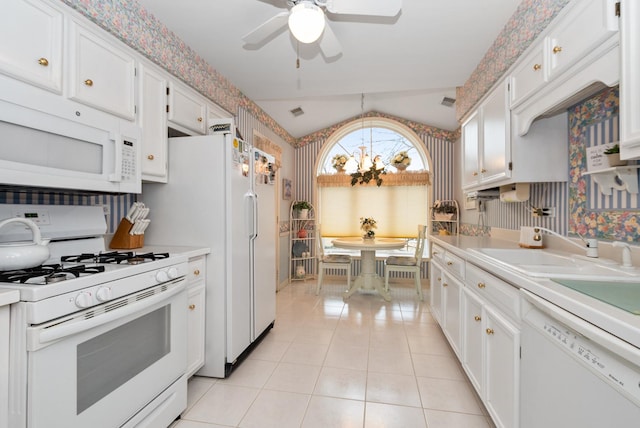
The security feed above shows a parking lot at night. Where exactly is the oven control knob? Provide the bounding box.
[167,267,179,279]
[75,292,93,308]
[96,287,112,302]
[155,270,169,283]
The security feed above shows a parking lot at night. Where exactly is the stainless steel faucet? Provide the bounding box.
[533,227,599,258]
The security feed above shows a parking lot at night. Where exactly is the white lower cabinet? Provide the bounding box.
[186,256,206,378]
[432,245,520,428]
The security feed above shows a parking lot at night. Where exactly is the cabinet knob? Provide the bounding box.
[533,63,541,71]
[197,117,203,122]
[443,282,448,287]
[84,79,94,87]
[486,328,494,335]
[189,304,196,310]
[477,282,485,289]
[437,277,441,281]
[38,57,49,66]
[446,261,453,266]
[147,154,155,160]
[481,168,487,173]
[193,269,200,276]
[552,45,562,54]
[472,171,478,176]
[433,250,439,255]
[474,315,481,322]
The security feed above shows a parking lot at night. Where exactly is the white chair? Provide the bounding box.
[384,225,428,300]
[316,228,352,295]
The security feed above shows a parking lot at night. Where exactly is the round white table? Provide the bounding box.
[332,237,406,301]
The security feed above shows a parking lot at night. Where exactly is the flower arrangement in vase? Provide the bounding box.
[360,217,377,240]
[392,151,411,171]
[332,154,348,173]
[432,200,457,221]
[603,144,627,167]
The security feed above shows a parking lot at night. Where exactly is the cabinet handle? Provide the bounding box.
[446,261,453,266]
[477,282,485,289]
[197,117,203,122]
[193,269,200,276]
[486,328,494,335]
[84,79,94,87]
[552,45,562,54]
[38,58,49,66]
[189,304,196,310]
[443,282,448,287]
[474,315,481,322]
[147,154,155,160]
[533,63,541,71]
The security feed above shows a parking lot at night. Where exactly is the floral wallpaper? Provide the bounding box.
[456,0,570,121]
[568,87,640,242]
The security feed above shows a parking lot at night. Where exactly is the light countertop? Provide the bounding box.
[430,234,640,350]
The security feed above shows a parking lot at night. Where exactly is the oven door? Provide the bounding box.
[25,279,187,428]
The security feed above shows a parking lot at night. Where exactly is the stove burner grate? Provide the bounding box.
[62,251,170,265]
[0,264,106,284]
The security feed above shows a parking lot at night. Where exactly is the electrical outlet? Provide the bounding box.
[533,207,555,217]
[102,204,110,216]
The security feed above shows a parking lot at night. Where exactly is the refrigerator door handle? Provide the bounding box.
[245,192,257,240]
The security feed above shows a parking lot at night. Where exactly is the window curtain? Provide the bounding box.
[319,185,429,237]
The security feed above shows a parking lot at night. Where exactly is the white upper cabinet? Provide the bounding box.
[461,110,480,188]
[509,46,545,108]
[138,62,168,182]
[0,0,63,93]
[545,0,618,80]
[67,21,136,120]
[620,0,640,159]
[168,81,207,135]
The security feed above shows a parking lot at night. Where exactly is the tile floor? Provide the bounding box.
[171,279,495,428]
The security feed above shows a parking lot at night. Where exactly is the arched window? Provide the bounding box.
[316,117,432,239]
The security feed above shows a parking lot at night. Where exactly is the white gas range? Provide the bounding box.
[0,204,189,428]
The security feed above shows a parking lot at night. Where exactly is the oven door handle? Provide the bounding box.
[28,280,186,351]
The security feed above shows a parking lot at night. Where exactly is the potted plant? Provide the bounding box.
[331,154,349,173]
[603,144,627,167]
[292,201,312,219]
[391,151,411,171]
[432,200,457,221]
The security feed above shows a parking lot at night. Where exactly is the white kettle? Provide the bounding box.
[0,218,51,270]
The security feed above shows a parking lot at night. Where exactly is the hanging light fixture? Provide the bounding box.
[288,1,326,44]
[348,93,386,186]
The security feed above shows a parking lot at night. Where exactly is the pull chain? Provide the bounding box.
[296,41,300,69]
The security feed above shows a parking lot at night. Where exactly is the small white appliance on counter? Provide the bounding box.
[142,119,277,378]
[0,204,188,428]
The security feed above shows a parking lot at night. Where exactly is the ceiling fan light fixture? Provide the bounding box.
[288,2,325,44]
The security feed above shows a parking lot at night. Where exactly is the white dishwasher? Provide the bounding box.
[520,290,640,428]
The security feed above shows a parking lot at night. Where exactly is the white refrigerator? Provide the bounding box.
[142,125,276,378]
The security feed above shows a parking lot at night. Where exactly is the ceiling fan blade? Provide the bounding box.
[319,21,341,58]
[325,0,401,16]
[242,11,289,44]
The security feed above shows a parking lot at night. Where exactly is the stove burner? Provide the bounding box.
[46,273,69,283]
[61,251,170,265]
[0,264,106,284]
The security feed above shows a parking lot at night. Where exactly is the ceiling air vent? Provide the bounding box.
[290,107,304,117]
[441,97,456,107]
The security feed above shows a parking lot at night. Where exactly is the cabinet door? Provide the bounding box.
[139,63,168,182]
[461,110,480,189]
[462,288,484,395]
[545,0,618,80]
[0,0,63,93]
[509,46,545,108]
[620,0,640,158]
[484,306,520,428]
[429,262,443,324]
[442,272,462,357]
[186,281,206,378]
[168,81,206,135]
[480,79,510,185]
[68,22,136,120]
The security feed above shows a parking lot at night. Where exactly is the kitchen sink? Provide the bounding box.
[468,247,640,280]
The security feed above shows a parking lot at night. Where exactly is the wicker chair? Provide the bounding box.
[316,227,352,295]
[384,224,428,300]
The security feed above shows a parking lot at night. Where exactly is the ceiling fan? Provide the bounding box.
[242,0,402,58]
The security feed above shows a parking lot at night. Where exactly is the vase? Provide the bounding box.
[605,153,628,167]
[394,163,408,171]
[334,166,345,174]
[297,208,309,219]
[297,228,307,238]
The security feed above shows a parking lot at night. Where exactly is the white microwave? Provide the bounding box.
[0,99,141,194]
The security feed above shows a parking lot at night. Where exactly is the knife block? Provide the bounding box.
[109,218,144,249]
